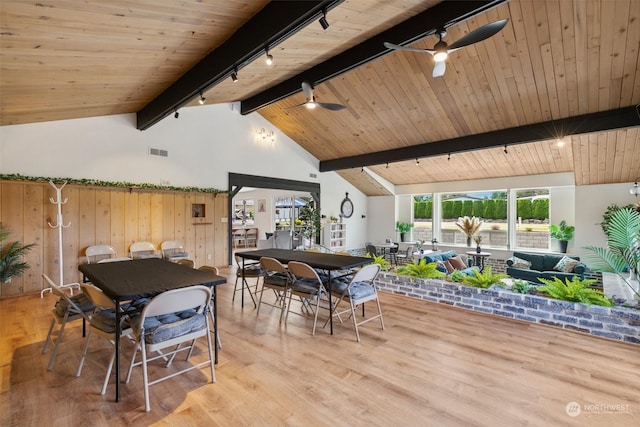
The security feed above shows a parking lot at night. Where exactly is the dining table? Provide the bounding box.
[373,242,398,260]
[235,248,371,334]
[78,258,226,402]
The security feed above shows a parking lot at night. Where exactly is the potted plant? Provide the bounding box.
[365,253,390,271]
[585,207,640,299]
[1,222,36,283]
[473,235,483,253]
[538,276,612,306]
[461,265,508,289]
[396,259,445,281]
[549,220,574,253]
[395,221,413,242]
[455,216,483,247]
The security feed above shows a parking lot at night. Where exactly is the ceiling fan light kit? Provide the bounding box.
[384,18,509,78]
[285,81,346,112]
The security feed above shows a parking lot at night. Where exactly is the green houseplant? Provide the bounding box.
[585,207,640,299]
[396,259,445,281]
[395,221,413,242]
[538,276,612,306]
[365,253,390,272]
[461,265,508,289]
[1,222,36,283]
[549,220,575,253]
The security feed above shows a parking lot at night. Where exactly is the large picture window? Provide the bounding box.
[412,188,550,250]
[515,189,550,250]
[439,191,508,248]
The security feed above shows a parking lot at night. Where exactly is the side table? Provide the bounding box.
[466,251,492,272]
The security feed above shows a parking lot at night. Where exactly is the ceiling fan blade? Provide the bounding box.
[447,18,509,50]
[317,102,346,111]
[301,81,314,101]
[284,102,308,111]
[432,61,446,78]
[384,41,432,54]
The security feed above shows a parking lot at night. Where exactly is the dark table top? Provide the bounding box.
[79,258,226,301]
[235,248,371,271]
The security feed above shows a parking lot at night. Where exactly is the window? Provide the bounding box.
[515,189,550,250]
[439,191,508,248]
[412,195,433,245]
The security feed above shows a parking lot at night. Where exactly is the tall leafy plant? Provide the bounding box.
[396,259,445,281]
[461,266,508,289]
[538,276,612,306]
[585,208,640,299]
[1,222,36,283]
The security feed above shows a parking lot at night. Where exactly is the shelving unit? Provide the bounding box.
[324,222,346,251]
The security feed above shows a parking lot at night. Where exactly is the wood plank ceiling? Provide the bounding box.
[1,1,639,195]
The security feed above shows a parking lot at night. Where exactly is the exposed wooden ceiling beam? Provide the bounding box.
[240,0,507,115]
[136,0,344,130]
[319,106,640,172]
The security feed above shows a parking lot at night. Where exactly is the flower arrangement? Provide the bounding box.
[474,235,483,245]
[455,216,483,239]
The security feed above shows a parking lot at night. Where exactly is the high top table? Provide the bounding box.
[235,248,371,334]
[79,258,226,402]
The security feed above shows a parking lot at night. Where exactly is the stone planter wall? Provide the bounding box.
[375,273,640,345]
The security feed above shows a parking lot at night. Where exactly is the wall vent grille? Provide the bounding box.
[149,148,168,157]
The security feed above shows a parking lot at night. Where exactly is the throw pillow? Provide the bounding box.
[448,255,467,271]
[511,256,532,269]
[442,260,454,273]
[554,256,580,273]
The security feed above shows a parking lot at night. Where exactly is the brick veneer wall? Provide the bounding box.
[375,273,640,345]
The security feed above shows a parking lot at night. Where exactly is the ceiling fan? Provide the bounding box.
[285,81,346,111]
[384,18,509,78]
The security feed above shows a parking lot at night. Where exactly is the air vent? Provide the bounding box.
[309,173,317,178]
[149,147,168,157]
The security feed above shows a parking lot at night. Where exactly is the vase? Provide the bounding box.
[476,245,481,253]
[466,236,472,247]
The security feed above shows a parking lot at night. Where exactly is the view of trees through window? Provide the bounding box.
[412,189,550,250]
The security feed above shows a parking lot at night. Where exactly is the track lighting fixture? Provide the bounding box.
[416,158,420,165]
[386,163,389,168]
[448,153,451,161]
[319,9,329,30]
[174,110,179,119]
[630,179,640,197]
[198,93,206,105]
[231,69,238,83]
[361,166,364,172]
[265,49,273,66]
[504,144,508,154]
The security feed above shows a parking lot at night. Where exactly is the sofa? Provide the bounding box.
[422,250,478,275]
[505,251,587,284]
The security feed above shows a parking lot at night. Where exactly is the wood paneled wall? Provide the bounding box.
[0,180,228,298]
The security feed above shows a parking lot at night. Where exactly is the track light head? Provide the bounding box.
[265,49,274,66]
[198,94,206,105]
[319,9,329,30]
[174,110,179,119]
[416,158,420,165]
[231,69,238,82]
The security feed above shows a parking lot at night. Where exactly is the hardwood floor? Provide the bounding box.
[1,265,638,426]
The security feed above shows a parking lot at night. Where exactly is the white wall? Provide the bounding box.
[574,183,639,265]
[367,195,396,244]
[0,103,368,250]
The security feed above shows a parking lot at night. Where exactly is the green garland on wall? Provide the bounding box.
[0,173,227,194]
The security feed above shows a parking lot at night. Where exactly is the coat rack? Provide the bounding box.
[40,181,80,297]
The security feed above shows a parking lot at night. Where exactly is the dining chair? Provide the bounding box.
[125,285,215,412]
[388,243,399,266]
[285,261,328,335]
[232,229,247,248]
[41,274,94,371]
[197,265,222,349]
[366,244,378,257]
[160,240,190,262]
[177,258,196,268]
[245,228,258,247]
[85,244,118,263]
[75,283,136,395]
[129,241,161,259]
[395,245,415,265]
[233,253,263,307]
[327,263,384,342]
[257,257,292,322]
